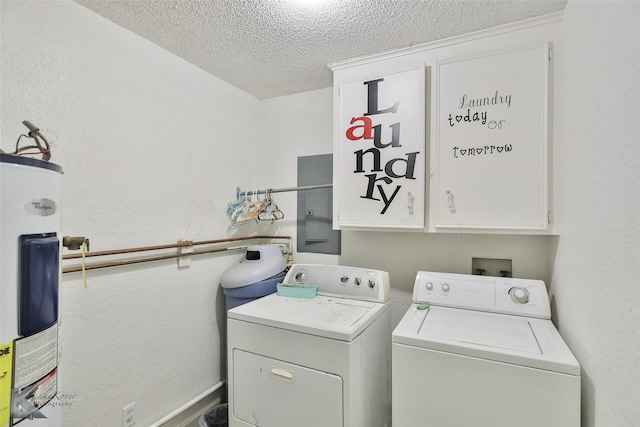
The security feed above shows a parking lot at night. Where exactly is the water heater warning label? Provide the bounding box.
[10,323,58,424]
[14,324,57,390]
[0,341,13,427]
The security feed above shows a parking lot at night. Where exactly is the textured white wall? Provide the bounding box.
[2,1,638,426]
[551,1,640,425]
[1,1,261,425]
[257,87,340,265]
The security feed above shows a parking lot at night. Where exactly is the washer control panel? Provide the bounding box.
[284,264,390,303]
[413,271,550,319]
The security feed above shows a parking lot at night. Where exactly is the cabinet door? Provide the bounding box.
[336,65,425,229]
[433,43,550,232]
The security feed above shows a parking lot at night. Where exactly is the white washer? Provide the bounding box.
[227,264,392,427]
[392,271,581,427]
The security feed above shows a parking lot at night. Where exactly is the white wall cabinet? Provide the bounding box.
[432,43,551,232]
[332,65,426,230]
[331,16,558,234]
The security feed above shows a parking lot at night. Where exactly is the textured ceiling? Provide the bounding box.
[74,0,566,100]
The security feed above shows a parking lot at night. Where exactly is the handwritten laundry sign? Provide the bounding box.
[435,42,550,230]
[338,66,425,228]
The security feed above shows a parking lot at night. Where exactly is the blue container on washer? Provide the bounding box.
[221,245,287,312]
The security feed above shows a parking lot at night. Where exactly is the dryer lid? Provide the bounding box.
[228,293,388,341]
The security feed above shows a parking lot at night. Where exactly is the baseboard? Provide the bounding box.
[157,382,226,427]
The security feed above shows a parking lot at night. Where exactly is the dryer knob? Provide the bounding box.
[368,279,376,289]
[294,270,306,283]
[340,275,349,283]
[354,277,361,286]
[509,286,529,304]
[442,283,450,292]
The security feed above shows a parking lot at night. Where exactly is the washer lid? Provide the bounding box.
[393,306,580,375]
[228,293,387,341]
[420,307,541,354]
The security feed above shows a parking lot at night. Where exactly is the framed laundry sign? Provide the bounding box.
[434,42,551,231]
[336,65,425,229]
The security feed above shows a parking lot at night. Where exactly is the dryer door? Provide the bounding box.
[233,349,343,426]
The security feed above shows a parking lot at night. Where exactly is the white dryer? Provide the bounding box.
[392,271,580,427]
[227,264,392,427]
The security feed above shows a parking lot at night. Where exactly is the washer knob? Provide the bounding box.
[340,275,349,283]
[368,279,376,289]
[354,277,361,286]
[442,283,450,292]
[509,286,529,304]
[425,282,433,291]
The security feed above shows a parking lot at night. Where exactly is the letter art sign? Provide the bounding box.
[435,43,550,229]
[338,66,425,228]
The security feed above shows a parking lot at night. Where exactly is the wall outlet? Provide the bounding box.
[472,257,512,277]
[122,402,136,427]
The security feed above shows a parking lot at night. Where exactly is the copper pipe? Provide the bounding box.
[62,246,243,273]
[61,235,292,274]
[62,235,291,259]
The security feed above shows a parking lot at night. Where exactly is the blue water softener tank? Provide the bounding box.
[221,245,287,311]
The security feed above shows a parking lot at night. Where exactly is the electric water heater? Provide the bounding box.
[1,153,63,427]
